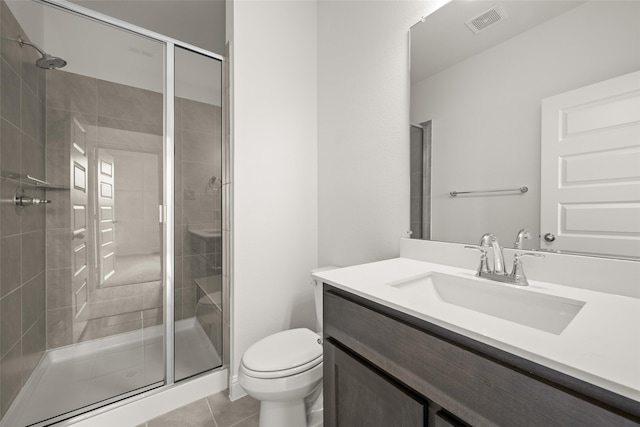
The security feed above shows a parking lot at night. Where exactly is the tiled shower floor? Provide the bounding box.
[5,319,220,427]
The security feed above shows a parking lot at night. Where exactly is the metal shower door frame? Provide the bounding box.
[34,0,226,422]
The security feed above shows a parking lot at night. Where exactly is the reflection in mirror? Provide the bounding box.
[410,0,640,259]
[95,148,162,289]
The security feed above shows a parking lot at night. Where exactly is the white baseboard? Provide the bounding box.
[228,374,247,401]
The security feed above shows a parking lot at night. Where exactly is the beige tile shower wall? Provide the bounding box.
[175,97,222,323]
[43,69,222,351]
[45,69,164,349]
[45,69,97,348]
[0,1,47,418]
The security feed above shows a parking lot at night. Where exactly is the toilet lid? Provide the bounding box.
[242,328,322,375]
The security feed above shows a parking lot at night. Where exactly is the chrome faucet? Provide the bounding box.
[513,228,531,249]
[479,233,506,274]
[466,232,544,286]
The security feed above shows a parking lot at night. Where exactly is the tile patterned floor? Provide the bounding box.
[137,391,260,427]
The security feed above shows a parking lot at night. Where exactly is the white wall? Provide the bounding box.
[5,1,44,45]
[229,0,318,395]
[317,0,448,268]
[72,0,226,55]
[8,1,222,104]
[43,4,165,93]
[411,1,640,247]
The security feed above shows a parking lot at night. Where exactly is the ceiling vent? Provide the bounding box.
[465,5,508,35]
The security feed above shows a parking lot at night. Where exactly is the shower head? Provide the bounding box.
[35,55,67,70]
[12,35,67,70]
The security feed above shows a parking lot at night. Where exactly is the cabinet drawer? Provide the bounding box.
[324,287,639,427]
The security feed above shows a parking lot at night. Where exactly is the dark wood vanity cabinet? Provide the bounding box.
[324,340,426,426]
[323,285,640,427]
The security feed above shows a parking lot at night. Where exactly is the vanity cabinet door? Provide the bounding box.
[324,340,426,427]
[434,411,469,427]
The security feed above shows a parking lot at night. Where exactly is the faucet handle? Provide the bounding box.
[510,252,544,285]
[514,252,544,260]
[464,245,491,275]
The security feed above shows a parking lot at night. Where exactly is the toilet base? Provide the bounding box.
[259,399,307,427]
[306,387,323,427]
[307,407,323,427]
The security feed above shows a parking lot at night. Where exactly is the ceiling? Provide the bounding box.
[410,0,585,84]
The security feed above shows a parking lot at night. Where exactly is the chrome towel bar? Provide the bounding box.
[450,186,528,197]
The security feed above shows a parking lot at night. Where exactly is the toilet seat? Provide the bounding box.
[241,328,323,379]
[241,355,322,379]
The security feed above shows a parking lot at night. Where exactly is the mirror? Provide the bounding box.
[410,0,640,259]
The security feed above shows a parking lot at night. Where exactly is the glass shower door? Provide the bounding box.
[173,46,224,381]
[0,1,167,425]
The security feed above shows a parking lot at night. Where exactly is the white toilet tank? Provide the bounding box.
[311,266,339,332]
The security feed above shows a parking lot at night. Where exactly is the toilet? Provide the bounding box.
[239,267,337,427]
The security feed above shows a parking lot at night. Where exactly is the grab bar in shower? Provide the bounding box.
[450,186,528,197]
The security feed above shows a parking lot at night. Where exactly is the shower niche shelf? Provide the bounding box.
[24,174,70,190]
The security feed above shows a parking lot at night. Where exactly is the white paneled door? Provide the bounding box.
[97,150,117,285]
[540,71,640,258]
[71,117,89,342]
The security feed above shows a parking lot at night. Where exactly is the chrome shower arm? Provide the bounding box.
[10,35,67,69]
[11,35,48,57]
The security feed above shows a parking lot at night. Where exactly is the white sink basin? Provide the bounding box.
[388,272,585,335]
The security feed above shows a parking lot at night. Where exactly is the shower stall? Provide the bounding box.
[0,1,228,425]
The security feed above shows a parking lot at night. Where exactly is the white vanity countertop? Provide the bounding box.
[313,257,640,403]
